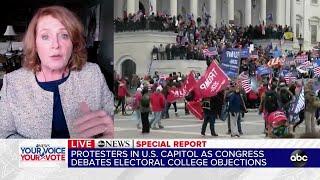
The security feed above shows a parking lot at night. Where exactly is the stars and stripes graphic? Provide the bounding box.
[291,87,304,114]
[267,72,273,90]
[202,47,218,57]
[284,72,297,85]
[314,66,320,77]
[294,55,308,64]
[301,61,313,69]
[238,72,252,93]
[312,47,320,58]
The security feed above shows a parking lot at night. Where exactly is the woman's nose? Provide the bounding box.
[51,36,60,49]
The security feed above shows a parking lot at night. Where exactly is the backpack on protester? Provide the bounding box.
[140,94,150,108]
[264,90,278,113]
[279,88,292,104]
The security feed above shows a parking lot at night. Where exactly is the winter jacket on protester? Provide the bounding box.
[117,83,128,97]
[150,92,165,112]
[228,92,244,113]
[305,87,320,113]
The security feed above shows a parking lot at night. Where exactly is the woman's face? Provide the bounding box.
[36,15,73,72]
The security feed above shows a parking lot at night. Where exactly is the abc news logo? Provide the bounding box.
[97,140,131,148]
[290,150,308,167]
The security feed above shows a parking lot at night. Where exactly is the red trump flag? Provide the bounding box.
[184,72,201,101]
[186,101,204,120]
[167,87,187,103]
[184,72,197,92]
[197,61,229,98]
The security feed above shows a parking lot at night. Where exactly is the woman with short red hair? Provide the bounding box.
[0,6,114,139]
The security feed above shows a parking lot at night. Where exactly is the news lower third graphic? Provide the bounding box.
[18,140,320,168]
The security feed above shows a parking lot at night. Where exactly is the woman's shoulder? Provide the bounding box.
[4,68,33,82]
[73,62,102,77]
[80,62,100,72]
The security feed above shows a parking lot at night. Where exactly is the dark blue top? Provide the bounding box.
[228,92,242,113]
[36,73,70,138]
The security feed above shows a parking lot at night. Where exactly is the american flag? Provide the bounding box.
[312,47,320,58]
[295,55,308,64]
[301,61,313,68]
[284,72,297,85]
[239,72,252,93]
[202,47,218,57]
[314,66,320,77]
[291,87,304,114]
[268,73,273,89]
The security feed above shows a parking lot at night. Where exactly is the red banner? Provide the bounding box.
[186,101,204,120]
[167,87,187,103]
[184,72,202,101]
[197,61,229,98]
[184,72,197,92]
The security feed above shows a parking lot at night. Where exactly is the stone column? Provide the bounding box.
[303,0,310,48]
[127,0,137,15]
[149,0,157,15]
[228,0,234,24]
[245,0,252,26]
[209,0,217,27]
[260,0,266,24]
[190,0,198,19]
[170,0,177,17]
[290,0,296,40]
[285,0,291,26]
[276,0,285,25]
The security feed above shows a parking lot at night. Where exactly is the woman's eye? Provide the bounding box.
[60,33,69,40]
[41,35,49,40]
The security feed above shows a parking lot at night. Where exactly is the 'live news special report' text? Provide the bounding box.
[17,139,320,168]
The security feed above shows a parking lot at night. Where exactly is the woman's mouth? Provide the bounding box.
[50,55,63,60]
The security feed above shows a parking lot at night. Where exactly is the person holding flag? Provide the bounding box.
[201,90,224,136]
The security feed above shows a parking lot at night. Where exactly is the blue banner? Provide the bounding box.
[240,48,249,58]
[280,69,289,77]
[256,66,271,76]
[68,148,320,168]
[221,48,240,78]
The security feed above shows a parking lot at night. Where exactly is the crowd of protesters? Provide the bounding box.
[147,14,293,61]
[114,11,294,63]
[114,12,176,32]
[115,11,293,41]
[114,49,320,138]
